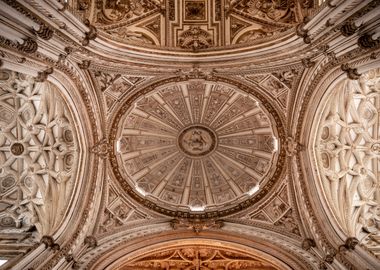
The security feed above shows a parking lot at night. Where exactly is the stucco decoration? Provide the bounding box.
[120,245,279,270]
[115,80,278,213]
[0,70,79,238]
[314,68,380,257]
[79,0,313,49]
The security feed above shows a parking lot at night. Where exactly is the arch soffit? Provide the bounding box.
[86,229,317,270]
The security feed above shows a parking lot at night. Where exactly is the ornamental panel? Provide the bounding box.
[121,245,279,270]
[0,70,79,238]
[314,68,380,257]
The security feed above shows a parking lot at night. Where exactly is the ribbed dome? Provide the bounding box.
[114,80,278,213]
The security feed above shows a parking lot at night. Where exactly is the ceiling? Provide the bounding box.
[0,0,379,270]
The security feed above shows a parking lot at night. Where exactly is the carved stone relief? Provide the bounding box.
[91,71,151,111]
[0,70,79,239]
[242,69,301,110]
[314,68,380,257]
[81,0,314,49]
[98,181,151,234]
[121,245,279,270]
[242,183,301,236]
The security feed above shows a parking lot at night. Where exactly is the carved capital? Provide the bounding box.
[358,34,380,49]
[59,47,74,61]
[84,235,97,248]
[17,38,38,54]
[302,238,316,250]
[52,243,60,251]
[341,64,361,80]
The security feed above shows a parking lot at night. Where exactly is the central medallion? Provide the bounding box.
[10,143,24,156]
[178,125,217,157]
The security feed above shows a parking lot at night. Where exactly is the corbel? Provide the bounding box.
[17,38,38,54]
[58,46,73,61]
[82,19,97,46]
[84,235,98,249]
[40,235,60,251]
[58,0,69,12]
[338,237,359,253]
[35,67,54,82]
[341,64,361,80]
[340,21,358,37]
[358,34,380,49]
[302,238,316,250]
[78,60,91,69]
[296,22,311,44]
[301,58,315,68]
[324,253,335,264]
[35,24,54,40]
[319,262,327,270]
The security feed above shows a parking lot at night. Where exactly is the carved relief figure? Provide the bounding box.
[185,130,207,151]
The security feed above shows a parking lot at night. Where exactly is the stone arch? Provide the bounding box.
[84,228,317,269]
